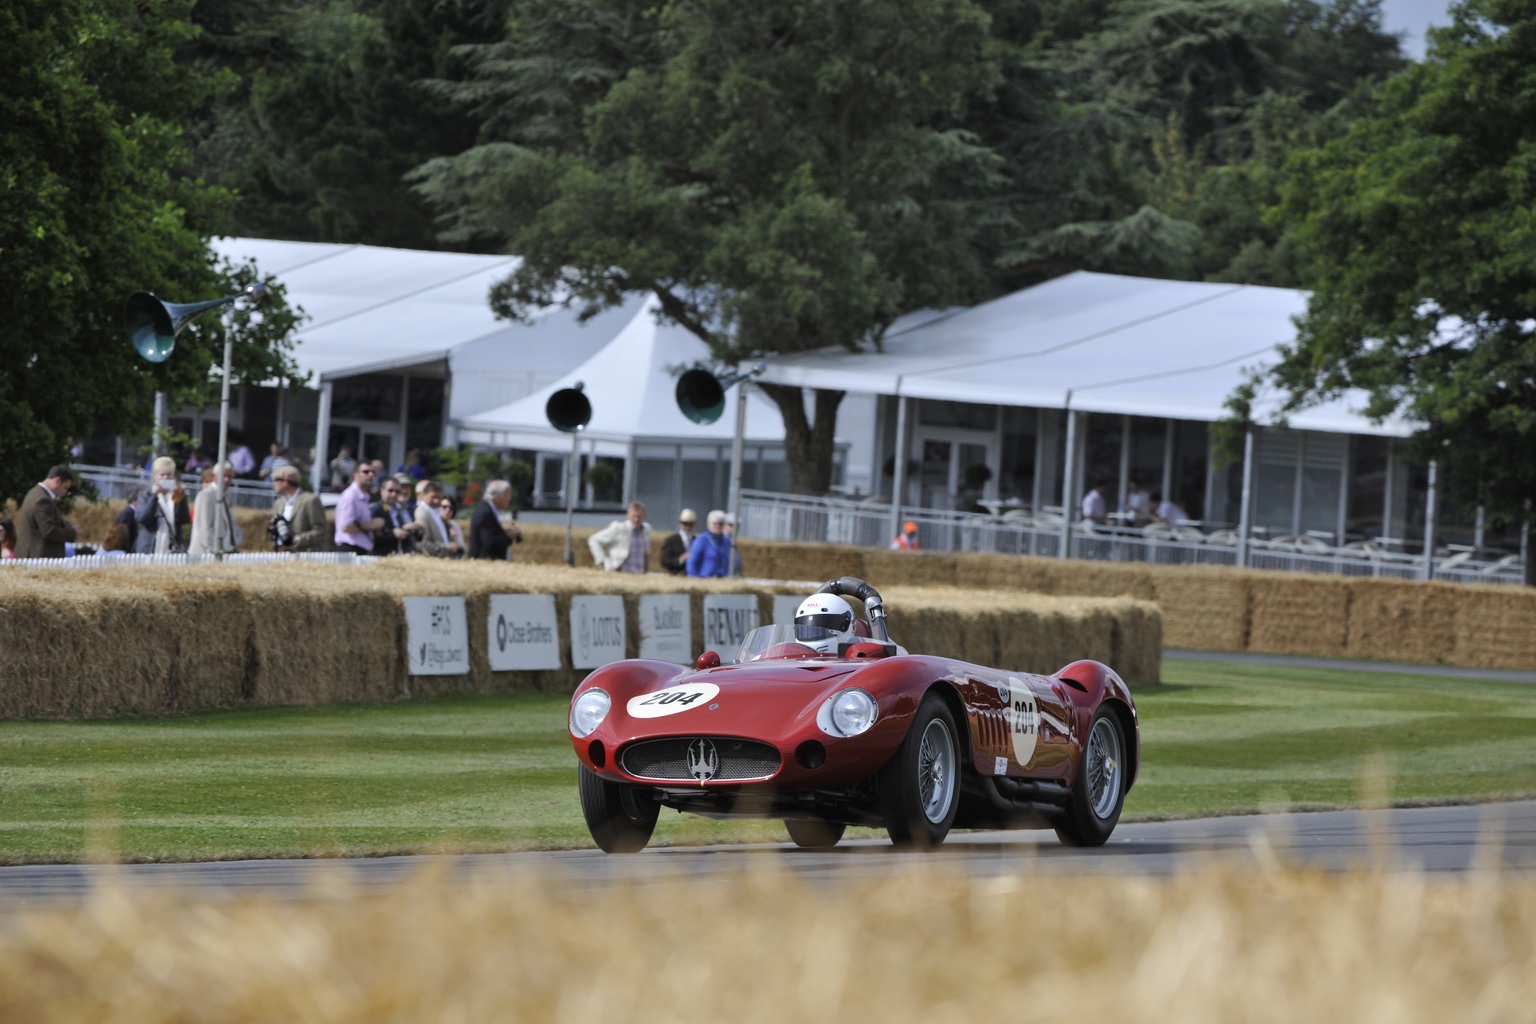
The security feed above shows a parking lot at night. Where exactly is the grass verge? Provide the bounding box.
[1,656,1534,863]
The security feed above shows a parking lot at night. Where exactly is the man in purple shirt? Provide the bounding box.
[334,465,385,553]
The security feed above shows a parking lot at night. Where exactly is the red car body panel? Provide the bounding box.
[569,648,1139,817]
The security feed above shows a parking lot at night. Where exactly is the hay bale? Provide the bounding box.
[863,549,959,588]
[163,581,251,711]
[1345,579,1459,666]
[1448,584,1536,670]
[1151,564,1252,651]
[1108,597,1164,685]
[1245,574,1351,657]
[0,573,174,719]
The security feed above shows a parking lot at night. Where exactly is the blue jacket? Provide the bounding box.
[686,531,733,577]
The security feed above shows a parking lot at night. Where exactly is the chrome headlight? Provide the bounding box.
[818,687,878,738]
[570,688,612,738]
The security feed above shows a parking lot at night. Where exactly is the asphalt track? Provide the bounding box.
[2,800,1532,909]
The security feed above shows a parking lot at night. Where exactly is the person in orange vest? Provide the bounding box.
[891,520,920,551]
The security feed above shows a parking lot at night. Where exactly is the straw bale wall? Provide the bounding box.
[796,547,1536,671]
[0,560,1159,720]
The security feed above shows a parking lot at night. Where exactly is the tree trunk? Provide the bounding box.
[758,382,845,495]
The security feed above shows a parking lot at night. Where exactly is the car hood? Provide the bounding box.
[598,659,869,741]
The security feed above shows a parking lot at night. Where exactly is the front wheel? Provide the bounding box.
[784,818,847,849]
[578,765,660,853]
[878,693,960,849]
[1054,707,1127,847]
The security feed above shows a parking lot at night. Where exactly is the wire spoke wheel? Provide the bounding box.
[918,717,957,824]
[1087,716,1122,820]
[1054,706,1127,848]
[879,693,960,848]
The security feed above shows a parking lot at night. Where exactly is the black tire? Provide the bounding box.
[1054,706,1127,848]
[578,765,660,854]
[878,693,961,849]
[784,818,847,849]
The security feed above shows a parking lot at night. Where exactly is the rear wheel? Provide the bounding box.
[878,693,960,849]
[784,819,847,849]
[578,765,660,853]
[1054,707,1126,847]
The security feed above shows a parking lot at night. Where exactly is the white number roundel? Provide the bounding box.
[1007,677,1039,768]
[626,683,720,719]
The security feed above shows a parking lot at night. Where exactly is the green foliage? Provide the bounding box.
[431,446,532,505]
[187,0,510,249]
[0,0,301,504]
[418,0,1004,493]
[1267,0,1536,526]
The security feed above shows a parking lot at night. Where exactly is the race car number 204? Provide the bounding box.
[626,683,721,719]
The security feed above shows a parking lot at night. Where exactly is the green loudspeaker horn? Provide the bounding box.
[675,365,764,425]
[546,382,592,433]
[124,284,266,363]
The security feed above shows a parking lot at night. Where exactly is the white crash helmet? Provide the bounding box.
[793,594,856,654]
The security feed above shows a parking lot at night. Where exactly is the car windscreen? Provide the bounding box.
[736,623,839,662]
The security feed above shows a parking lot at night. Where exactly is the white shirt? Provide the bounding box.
[1081,489,1107,521]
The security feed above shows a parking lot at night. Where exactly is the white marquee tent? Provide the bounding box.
[457,294,787,455]
[758,271,1414,438]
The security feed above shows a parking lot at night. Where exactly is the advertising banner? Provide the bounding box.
[702,594,760,661]
[487,594,562,671]
[570,595,627,669]
[639,593,692,665]
[404,596,470,675]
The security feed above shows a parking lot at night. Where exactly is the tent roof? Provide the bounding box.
[215,237,635,388]
[758,271,1414,437]
[457,296,786,458]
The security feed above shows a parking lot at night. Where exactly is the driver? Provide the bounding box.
[793,594,858,655]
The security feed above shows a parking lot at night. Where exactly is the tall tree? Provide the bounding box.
[0,0,300,503]
[187,0,510,249]
[992,0,1404,286]
[417,0,1003,494]
[1260,0,1536,537]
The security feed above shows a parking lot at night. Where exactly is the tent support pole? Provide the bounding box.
[313,380,333,493]
[564,431,579,566]
[1421,458,1438,581]
[889,394,909,546]
[1236,428,1255,569]
[1059,402,1077,559]
[728,382,747,571]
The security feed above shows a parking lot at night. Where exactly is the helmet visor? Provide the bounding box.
[794,620,848,640]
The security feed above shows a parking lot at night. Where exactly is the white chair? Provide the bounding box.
[1482,553,1520,574]
[1204,529,1238,547]
[1171,526,1206,543]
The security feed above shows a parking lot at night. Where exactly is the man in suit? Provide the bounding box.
[469,479,522,560]
[15,466,78,559]
[269,466,331,551]
[413,480,464,558]
[370,476,422,556]
[659,508,697,575]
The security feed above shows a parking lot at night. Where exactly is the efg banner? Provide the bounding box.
[639,593,691,664]
[404,596,470,675]
[570,595,626,669]
[702,594,760,661]
[487,594,562,671]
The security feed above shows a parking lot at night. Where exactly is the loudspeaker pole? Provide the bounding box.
[727,380,748,575]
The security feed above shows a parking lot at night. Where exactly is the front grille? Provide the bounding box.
[621,737,782,782]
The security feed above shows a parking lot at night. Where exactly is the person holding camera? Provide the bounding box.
[269,465,331,552]
[133,456,190,554]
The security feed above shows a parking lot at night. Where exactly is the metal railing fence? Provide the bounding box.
[738,490,1526,586]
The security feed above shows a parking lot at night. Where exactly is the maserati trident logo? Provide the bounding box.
[686,738,719,783]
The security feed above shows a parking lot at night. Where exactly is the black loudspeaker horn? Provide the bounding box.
[676,367,762,425]
[124,284,266,363]
[546,382,592,433]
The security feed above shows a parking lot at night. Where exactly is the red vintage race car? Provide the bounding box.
[568,576,1139,853]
